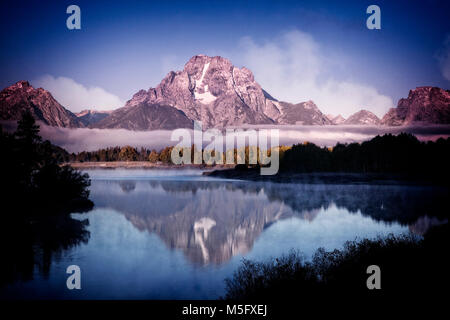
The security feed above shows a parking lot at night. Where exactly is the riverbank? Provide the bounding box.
[66,161,234,170]
[204,167,450,186]
[66,162,450,186]
[224,223,449,301]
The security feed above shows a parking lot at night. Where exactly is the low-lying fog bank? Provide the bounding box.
[2,120,450,153]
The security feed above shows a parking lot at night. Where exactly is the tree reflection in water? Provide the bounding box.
[0,213,90,286]
[90,179,449,265]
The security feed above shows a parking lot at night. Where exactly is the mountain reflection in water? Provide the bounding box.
[2,170,448,299]
[90,177,448,266]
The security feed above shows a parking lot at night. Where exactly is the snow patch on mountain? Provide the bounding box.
[195,85,217,104]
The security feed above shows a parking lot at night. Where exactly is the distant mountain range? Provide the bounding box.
[325,111,382,125]
[75,109,112,126]
[1,55,449,130]
[326,114,346,125]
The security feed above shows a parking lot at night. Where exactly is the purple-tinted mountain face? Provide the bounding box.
[0,81,82,128]
[120,55,277,128]
[344,110,380,125]
[2,59,449,131]
[111,55,332,129]
[95,102,193,130]
[326,114,346,125]
[381,87,450,126]
[275,100,332,125]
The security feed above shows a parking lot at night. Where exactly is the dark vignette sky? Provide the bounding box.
[0,0,449,115]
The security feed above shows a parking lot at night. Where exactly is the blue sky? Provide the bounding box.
[0,0,449,116]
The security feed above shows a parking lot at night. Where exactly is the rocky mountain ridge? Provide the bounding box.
[381,86,450,126]
[0,80,82,128]
[344,110,381,125]
[326,114,346,125]
[95,102,193,130]
[108,55,337,129]
[1,57,449,130]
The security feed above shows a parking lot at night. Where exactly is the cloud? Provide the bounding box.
[32,75,124,112]
[239,30,394,118]
[437,34,450,81]
[41,124,450,152]
[2,120,447,153]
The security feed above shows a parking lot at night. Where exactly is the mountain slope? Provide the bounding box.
[276,100,332,125]
[326,114,346,125]
[344,110,380,125]
[4,64,449,131]
[121,55,277,128]
[76,109,112,126]
[0,81,82,128]
[114,54,334,129]
[95,102,193,130]
[381,87,450,126]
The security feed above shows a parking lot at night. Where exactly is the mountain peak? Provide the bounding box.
[326,114,346,124]
[5,80,35,94]
[409,86,448,97]
[122,54,278,128]
[344,110,380,125]
[117,54,338,129]
[4,58,447,131]
[14,80,31,88]
[382,86,450,125]
[0,81,82,128]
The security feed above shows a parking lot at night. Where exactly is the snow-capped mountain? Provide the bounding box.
[1,58,449,131]
[113,55,276,128]
[101,55,331,129]
[344,110,381,125]
[381,87,450,126]
[0,81,82,128]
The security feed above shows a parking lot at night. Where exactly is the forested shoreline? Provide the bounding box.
[64,133,450,177]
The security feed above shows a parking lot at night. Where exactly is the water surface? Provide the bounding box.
[2,169,448,299]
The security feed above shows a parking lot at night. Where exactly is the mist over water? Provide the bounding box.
[3,121,449,152]
[86,169,210,180]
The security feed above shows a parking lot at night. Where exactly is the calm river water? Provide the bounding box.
[2,169,448,299]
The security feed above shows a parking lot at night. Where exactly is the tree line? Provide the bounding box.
[68,145,268,165]
[68,133,450,178]
[69,145,177,163]
[279,133,450,175]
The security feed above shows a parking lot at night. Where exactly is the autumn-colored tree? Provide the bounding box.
[118,146,138,161]
[148,150,159,163]
[159,146,173,163]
